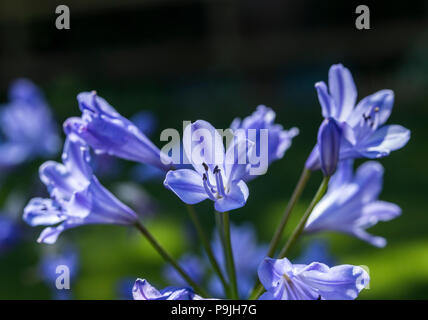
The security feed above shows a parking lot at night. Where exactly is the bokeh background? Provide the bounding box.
[0,0,427,299]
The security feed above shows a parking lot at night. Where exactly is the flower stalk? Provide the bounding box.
[134,220,209,297]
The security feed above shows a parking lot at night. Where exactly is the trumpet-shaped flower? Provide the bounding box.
[230,105,299,181]
[258,257,369,300]
[306,64,410,170]
[133,279,202,300]
[0,79,60,167]
[305,160,401,247]
[164,120,253,212]
[23,134,138,244]
[64,91,171,171]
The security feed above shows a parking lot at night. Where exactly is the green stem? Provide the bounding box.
[266,168,311,258]
[134,220,209,298]
[221,211,239,299]
[186,205,229,293]
[249,175,330,300]
[247,167,311,299]
[278,176,330,258]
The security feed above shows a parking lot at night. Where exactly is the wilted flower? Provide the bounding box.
[164,120,253,212]
[305,160,401,247]
[64,91,172,171]
[133,278,202,300]
[306,64,410,170]
[258,257,369,300]
[23,134,138,244]
[230,105,299,180]
[0,79,60,167]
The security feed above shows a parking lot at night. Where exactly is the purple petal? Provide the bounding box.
[315,81,334,118]
[328,64,357,121]
[164,169,208,205]
[318,118,342,176]
[132,279,162,300]
[23,198,65,226]
[214,180,249,212]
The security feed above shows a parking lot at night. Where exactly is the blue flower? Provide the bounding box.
[210,223,267,298]
[305,160,401,247]
[0,215,21,252]
[23,134,138,244]
[0,79,60,167]
[163,254,205,288]
[64,91,172,172]
[306,64,410,170]
[230,105,299,180]
[132,278,203,300]
[258,257,369,300]
[164,120,253,212]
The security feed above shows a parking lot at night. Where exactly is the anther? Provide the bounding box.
[202,162,209,171]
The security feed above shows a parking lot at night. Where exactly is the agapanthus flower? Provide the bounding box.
[133,278,202,300]
[0,79,60,167]
[23,134,138,244]
[64,91,172,171]
[210,223,267,298]
[306,64,410,170]
[305,160,401,247]
[164,120,253,212]
[258,257,369,300]
[230,105,299,180]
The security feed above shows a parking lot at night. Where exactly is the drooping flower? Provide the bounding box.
[210,223,267,298]
[132,278,202,300]
[23,134,138,244]
[305,160,401,247]
[258,257,369,300]
[230,105,299,181]
[64,91,172,171]
[0,79,60,167]
[306,64,410,170]
[164,120,253,212]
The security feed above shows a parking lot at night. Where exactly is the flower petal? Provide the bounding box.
[315,81,334,118]
[318,118,342,176]
[23,198,65,226]
[132,279,162,300]
[183,120,225,175]
[214,180,249,212]
[300,263,369,300]
[328,64,357,121]
[357,125,411,158]
[164,169,208,205]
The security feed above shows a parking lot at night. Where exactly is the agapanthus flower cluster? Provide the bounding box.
[19,63,410,300]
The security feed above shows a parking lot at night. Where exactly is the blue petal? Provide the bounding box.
[164,169,208,205]
[183,120,225,175]
[315,81,334,118]
[23,198,65,226]
[299,263,369,300]
[132,279,162,300]
[224,134,253,183]
[328,64,357,121]
[257,257,293,292]
[357,125,411,158]
[214,180,249,212]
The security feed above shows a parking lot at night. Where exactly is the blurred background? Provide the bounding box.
[0,0,427,299]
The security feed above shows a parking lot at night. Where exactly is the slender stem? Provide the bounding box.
[249,175,330,300]
[134,220,209,297]
[247,167,311,299]
[278,176,330,258]
[215,212,231,298]
[266,168,311,257]
[220,211,239,299]
[185,205,229,292]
